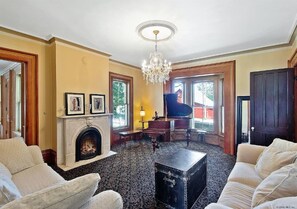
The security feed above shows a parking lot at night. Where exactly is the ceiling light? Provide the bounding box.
[136,20,177,84]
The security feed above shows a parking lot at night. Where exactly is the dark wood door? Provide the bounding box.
[250,68,294,146]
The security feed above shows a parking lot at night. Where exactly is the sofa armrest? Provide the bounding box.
[236,143,266,164]
[205,203,233,209]
[28,145,44,165]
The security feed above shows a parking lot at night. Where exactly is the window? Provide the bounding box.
[109,73,133,131]
[193,81,215,132]
[172,75,222,134]
[219,78,224,134]
[173,81,185,103]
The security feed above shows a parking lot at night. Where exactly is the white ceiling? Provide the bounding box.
[0,0,296,67]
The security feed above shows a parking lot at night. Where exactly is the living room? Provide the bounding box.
[0,1,297,209]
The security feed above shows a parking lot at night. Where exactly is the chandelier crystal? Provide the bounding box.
[142,30,172,84]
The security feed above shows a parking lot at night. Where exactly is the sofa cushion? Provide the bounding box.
[217,181,255,209]
[0,163,12,179]
[252,164,297,207]
[255,146,297,179]
[0,138,35,174]
[12,163,65,196]
[79,190,123,209]
[253,197,297,209]
[228,162,262,188]
[2,173,100,209]
[0,176,22,207]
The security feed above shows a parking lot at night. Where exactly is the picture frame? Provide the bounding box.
[65,93,85,116]
[90,94,105,114]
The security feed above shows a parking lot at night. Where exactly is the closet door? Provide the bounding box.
[250,68,294,146]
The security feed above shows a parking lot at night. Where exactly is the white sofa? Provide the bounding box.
[0,137,123,209]
[206,139,297,209]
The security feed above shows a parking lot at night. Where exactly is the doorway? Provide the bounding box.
[0,60,23,138]
[0,47,38,145]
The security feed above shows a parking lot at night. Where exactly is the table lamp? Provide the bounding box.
[140,106,145,130]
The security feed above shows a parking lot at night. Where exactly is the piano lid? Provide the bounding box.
[164,93,193,117]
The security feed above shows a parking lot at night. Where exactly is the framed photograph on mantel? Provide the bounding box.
[90,94,105,114]
[65,93,85,116]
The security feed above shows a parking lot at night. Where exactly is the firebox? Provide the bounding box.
[75,127,101,161]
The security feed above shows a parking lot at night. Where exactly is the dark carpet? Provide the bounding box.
[52,139,235,209]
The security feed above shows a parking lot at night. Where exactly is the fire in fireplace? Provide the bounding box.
[76,127,101,161]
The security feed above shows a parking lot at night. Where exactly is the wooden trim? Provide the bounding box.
[166,61,236,155]
[289,49,297,142]
[49,37,111,57]
[109,72,134,144]
[1,76,8,138]
[42,149,56,165]
[9,70,16,136]
[0,47,38,146]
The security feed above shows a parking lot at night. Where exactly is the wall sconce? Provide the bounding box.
[140,106,146,130]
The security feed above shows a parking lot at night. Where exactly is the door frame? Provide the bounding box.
[165,61,235,155]
[288,48,297,142]
[0,47,38,145]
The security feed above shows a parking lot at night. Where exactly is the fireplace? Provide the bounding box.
[57,114,115,170]
[76,127,101,161]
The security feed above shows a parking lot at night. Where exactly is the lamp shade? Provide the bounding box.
[140,110,145,117]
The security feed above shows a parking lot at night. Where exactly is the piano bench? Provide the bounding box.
[119,130,142,145]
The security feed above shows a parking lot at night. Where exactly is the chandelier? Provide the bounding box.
[142,30,172,84]
[137,20,177,84]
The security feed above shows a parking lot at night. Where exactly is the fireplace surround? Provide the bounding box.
[57,114,115,170]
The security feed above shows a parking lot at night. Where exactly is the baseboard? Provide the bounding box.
[42,149,56,165]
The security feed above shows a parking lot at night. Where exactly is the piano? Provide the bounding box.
[143,93,193,149]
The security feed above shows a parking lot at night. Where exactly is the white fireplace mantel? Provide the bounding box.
[57,113,115,171]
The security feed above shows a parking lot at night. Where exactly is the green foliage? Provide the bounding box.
[113,81,126,118]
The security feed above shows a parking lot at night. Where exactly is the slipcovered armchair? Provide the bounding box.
[0,137,123,209]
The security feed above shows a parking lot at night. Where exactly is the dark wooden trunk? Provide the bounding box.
[155,149,207,209]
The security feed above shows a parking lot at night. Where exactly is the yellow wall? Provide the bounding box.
[290,35,297,59]
[55,42,109,115]
[173,46,293,96]
[109,61,163,129]
[0,30,54,150]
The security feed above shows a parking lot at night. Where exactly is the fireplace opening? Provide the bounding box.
[76,127,101,161]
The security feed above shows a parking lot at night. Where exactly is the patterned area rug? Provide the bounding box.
[53,140,235,209]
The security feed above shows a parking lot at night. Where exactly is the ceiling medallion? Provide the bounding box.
[136,20,177,84]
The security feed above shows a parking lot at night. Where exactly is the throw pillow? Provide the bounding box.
[253,197,297,209]
[2,173,100,209]
[270,138,297,151]
[0,137,35,174]
[255,146,297,179]
[0,176,22,207]
[252,163,297,207]
[0,162,12,179]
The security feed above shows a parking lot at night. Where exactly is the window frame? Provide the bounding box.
[172,75,220,134]
[109,72,133,132]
